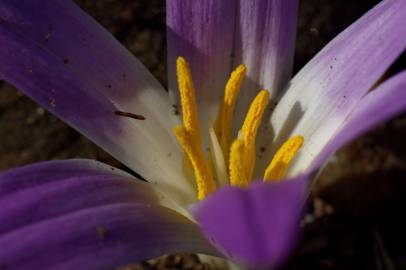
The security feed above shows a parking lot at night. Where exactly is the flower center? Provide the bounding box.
[174,57,303,200]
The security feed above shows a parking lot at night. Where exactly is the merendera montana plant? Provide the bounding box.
[0,0,406,269]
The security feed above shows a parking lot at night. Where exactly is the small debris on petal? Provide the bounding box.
[172,104,180,115]
[45,31,52,41]
[96,225,108,239]
[49,98,56,108]
[114,110,146,120]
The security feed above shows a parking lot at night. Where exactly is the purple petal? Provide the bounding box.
[0,0,169,122]
[0,204,218,270]
[0,159,131,196]
[193,175,309,268]
[311,71,406,171]
[0,0,193,206]
[270,0,406,175]
[0,159,157,234]
[0,160,218,270]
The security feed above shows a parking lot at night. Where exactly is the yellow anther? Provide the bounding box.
[176,57,202,145]
[174,56,304,197]
[229,139,248,187]
[264,135,304,181]
[215,65,246,159]
[240,90,270,181]
[241,90,270,145]
[174,126,216,200]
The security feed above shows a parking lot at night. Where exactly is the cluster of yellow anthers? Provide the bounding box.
[174,57,304,200]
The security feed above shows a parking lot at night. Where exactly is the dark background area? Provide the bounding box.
[1,0,405,269]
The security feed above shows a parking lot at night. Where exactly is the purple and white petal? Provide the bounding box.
[193,174,309,268]
[167,0,237,134]
[0,0,195,206]
[311,70,406,171]
[167,0,298,141]
[0,160,218,270]
[268,0,406,175]
[234,0,299,170]
[233,0,298,124]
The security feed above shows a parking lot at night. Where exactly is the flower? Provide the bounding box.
[0,0,406,269]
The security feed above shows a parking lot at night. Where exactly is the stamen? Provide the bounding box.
[174,126,216,200]
[229,139,248,187]
[227,90,269,186]
[215,65,246,159]
[175,57,216,200]
[240,90,270,182]
[173,55,305,197]
[264,135,304,181]
[176,57,202,145]
[241,90,270,145]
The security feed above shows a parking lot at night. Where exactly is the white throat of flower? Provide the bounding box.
[174,57,303,200]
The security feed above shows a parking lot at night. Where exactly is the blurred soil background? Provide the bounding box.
[1,0,406,269]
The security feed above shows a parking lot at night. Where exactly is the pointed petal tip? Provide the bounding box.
[193,175,309,268]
